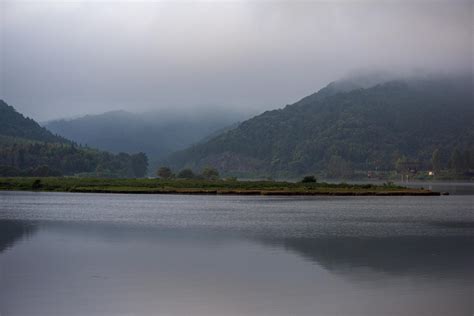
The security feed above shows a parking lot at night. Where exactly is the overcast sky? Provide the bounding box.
[1,0,472,121]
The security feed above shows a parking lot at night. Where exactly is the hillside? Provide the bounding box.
[0,100,66,144]
[45,108,250,165]
[0,101,148,178]
[164,75,474,178]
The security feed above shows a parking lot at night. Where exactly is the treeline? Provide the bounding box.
[0,100,66,143]
[156,166,221,180]
[0,142,148,178]
[321,148,474,179]
[431,148,474,174]
[164,76,474,178]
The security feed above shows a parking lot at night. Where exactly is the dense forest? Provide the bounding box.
[45,108,249,168]
[0,101,148,177]
[164,75,474,179]
[0,100,67,143]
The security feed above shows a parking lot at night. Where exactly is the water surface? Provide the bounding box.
[1,191,473,316]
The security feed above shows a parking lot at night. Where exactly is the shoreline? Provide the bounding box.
[0,188,440,196]
[0,177,441,196]
[69,188,440,196]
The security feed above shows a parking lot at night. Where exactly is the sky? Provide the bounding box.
[0,0,472,121]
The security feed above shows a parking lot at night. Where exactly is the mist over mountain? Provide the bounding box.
[0,101,149,178]
[0,100,67,144]
[163,74,473,178]
[45,108,251,168]
[3,1,470,121]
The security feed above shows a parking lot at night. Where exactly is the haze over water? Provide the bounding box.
[1,189,473,316]
[1,0,473,314]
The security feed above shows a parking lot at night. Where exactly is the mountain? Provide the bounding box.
[0,100,66,144]
[164,75,474,178]
[0,100,148,178]
[44,108,250,167]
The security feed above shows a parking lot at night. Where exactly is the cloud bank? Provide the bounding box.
[1,0,472,120]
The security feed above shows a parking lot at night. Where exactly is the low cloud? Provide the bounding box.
[1,0,472,120]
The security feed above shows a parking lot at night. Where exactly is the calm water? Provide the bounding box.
[1,190,473,316]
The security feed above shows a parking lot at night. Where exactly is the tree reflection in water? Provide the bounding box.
[0,220,38,253]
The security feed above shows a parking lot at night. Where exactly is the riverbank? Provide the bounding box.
[0,177,440,196]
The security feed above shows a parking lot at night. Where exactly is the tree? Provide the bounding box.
[164,77,473,177]
[431,149,442,172]
[326,155,354,179]
[301,175,317,183]
[157,166,173,179]
[395,156,408,173]
[462,150,471,171]
[131,152,148,178]
[177,168,195,179]
[0,165,22,177]
[201,167,219,180]
[449,148,464,173]
[30,165,62,177]
[31,179,42,190]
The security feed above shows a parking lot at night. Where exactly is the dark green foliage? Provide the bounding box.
[0,100,66,143]
[0,177,418,195]
[31,179,42,190]
[164,76,473,178]
[431,149,442,172]
[0,166,22,177]
[382,181,397,188]
[0,101,149,178]
[301,175,317,183]
[30,165,62,177]
[449,148,471,174]
[326,156,354,179]
[177,169,195,179]
[44,109,248,168]
[131,153,148,178]
[0,142,148,178]
[201,167,219,180]
[157,166,174,179]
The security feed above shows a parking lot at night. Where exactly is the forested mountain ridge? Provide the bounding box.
[44,108,250,166]
[0,101,148,178]
[164,75,474,178]
[0,100,67,144]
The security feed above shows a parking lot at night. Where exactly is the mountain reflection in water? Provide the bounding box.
[1,192,473,316]
[2,219,472,280]
[0,220,37,253]
[261,235,474,279]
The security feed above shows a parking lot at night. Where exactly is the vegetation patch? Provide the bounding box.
[0,177,439,196]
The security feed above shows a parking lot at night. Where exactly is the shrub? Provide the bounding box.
[201,167,219,180]
[301,175,317,183]
[32,179,42,190]
[157,167,174,179]
[177,169,195,179]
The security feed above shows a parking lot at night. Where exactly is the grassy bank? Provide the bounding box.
[0,177,440,196]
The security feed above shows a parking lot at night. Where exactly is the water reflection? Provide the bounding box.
[5,219,472,281]
[1,219,473,316]
[402,182,474,195]
[260,235,474,279]
[1,192,473,316]
[0,220,37,253]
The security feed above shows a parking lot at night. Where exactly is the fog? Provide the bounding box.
[1,0,472,121]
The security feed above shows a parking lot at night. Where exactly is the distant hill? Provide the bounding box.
[45,108,250,167]
[0,100,66,144]
[164,75,474,178]
[0,101,148,178]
